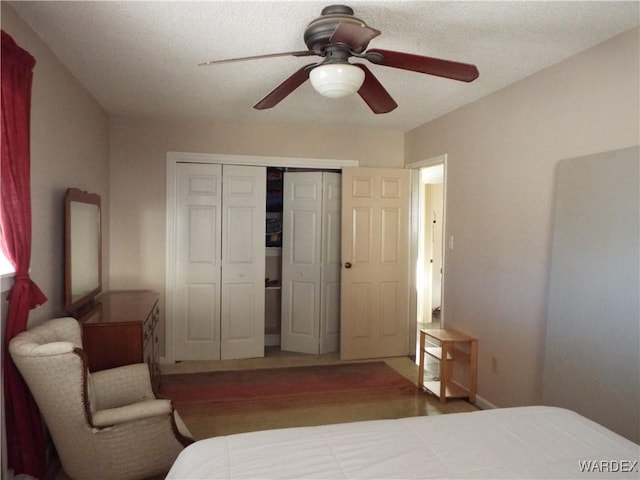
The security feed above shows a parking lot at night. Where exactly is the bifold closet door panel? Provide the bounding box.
[221,165,266,359]
[320,172,341,354]
[174,163,265,361]
[281,172,322,354]
[174,162,223,361]
[281,172,341,355]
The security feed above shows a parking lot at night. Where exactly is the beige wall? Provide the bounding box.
[1,5,110,322]
[405,27,640,407]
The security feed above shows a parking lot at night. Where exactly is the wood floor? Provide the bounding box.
[161,348,479,425]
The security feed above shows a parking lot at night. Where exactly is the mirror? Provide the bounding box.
[64,188,102,314]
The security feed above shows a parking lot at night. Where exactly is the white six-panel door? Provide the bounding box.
[174,163,265,361]
[340,167,411,360]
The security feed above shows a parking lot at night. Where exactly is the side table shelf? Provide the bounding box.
[418,328,478,404]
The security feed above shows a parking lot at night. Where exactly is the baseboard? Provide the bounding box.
[265,334,281,347]
[474,394,498,410]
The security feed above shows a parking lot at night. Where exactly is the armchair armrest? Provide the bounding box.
[91,399,173,428]
[90,363,155,410]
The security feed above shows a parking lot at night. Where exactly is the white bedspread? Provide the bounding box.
[166,406,639,479]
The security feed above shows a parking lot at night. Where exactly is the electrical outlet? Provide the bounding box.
[491,356,498,374]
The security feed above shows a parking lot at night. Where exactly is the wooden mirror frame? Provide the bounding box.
[64,188,102,315]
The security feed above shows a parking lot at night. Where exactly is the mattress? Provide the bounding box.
[166,406,640,479]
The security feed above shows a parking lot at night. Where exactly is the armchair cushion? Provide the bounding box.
[90,363,155,410]
[91,399,173,428]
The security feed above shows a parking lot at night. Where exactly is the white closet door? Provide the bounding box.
[320,172,341,354]
[220,165,266,359]
[174,163,222,360]
[281,172,322,354]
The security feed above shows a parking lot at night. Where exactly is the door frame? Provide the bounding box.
[406,154,448,358]
[165,152,358,363]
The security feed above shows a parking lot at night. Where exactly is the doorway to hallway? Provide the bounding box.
[409,158,446,360]
[417,164,444,330]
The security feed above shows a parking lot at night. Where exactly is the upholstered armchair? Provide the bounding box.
[8,317,193,480]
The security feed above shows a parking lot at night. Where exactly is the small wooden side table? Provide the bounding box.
[418,328,478,404]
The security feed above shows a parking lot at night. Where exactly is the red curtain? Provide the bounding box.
[1,30,48,478]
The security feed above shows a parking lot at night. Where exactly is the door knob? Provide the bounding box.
[344,262,352,269]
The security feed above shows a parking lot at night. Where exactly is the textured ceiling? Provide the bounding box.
[9,1,640,132]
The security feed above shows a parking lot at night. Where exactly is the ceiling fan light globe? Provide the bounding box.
[309,64,365,99]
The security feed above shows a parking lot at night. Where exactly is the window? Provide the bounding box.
[1,248,15,293]
[1,249,14,274]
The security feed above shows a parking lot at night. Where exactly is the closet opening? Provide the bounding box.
[264,167,284,348]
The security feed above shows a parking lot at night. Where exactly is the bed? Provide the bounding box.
[166,406,639,479]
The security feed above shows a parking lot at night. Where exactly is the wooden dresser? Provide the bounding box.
[78,290,160,389]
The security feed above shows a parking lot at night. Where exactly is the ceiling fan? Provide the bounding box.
[200,5,479,114]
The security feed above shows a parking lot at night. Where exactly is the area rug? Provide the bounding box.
[160,362,422,439]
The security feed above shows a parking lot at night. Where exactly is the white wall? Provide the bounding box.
[405,27,639,410]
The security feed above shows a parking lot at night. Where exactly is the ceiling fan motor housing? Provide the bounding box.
[304,5,370,53]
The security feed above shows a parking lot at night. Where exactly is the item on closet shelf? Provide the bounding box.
[265,279,281,288]
[266,217,282,247]
[266,217,282,233]
[266,169,283,212]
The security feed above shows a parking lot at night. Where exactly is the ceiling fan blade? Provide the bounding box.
[254,64,314,110]
[199,50,317,66]
[366,49,479,82]
[329,22,381,51]
[356,64,397,114]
